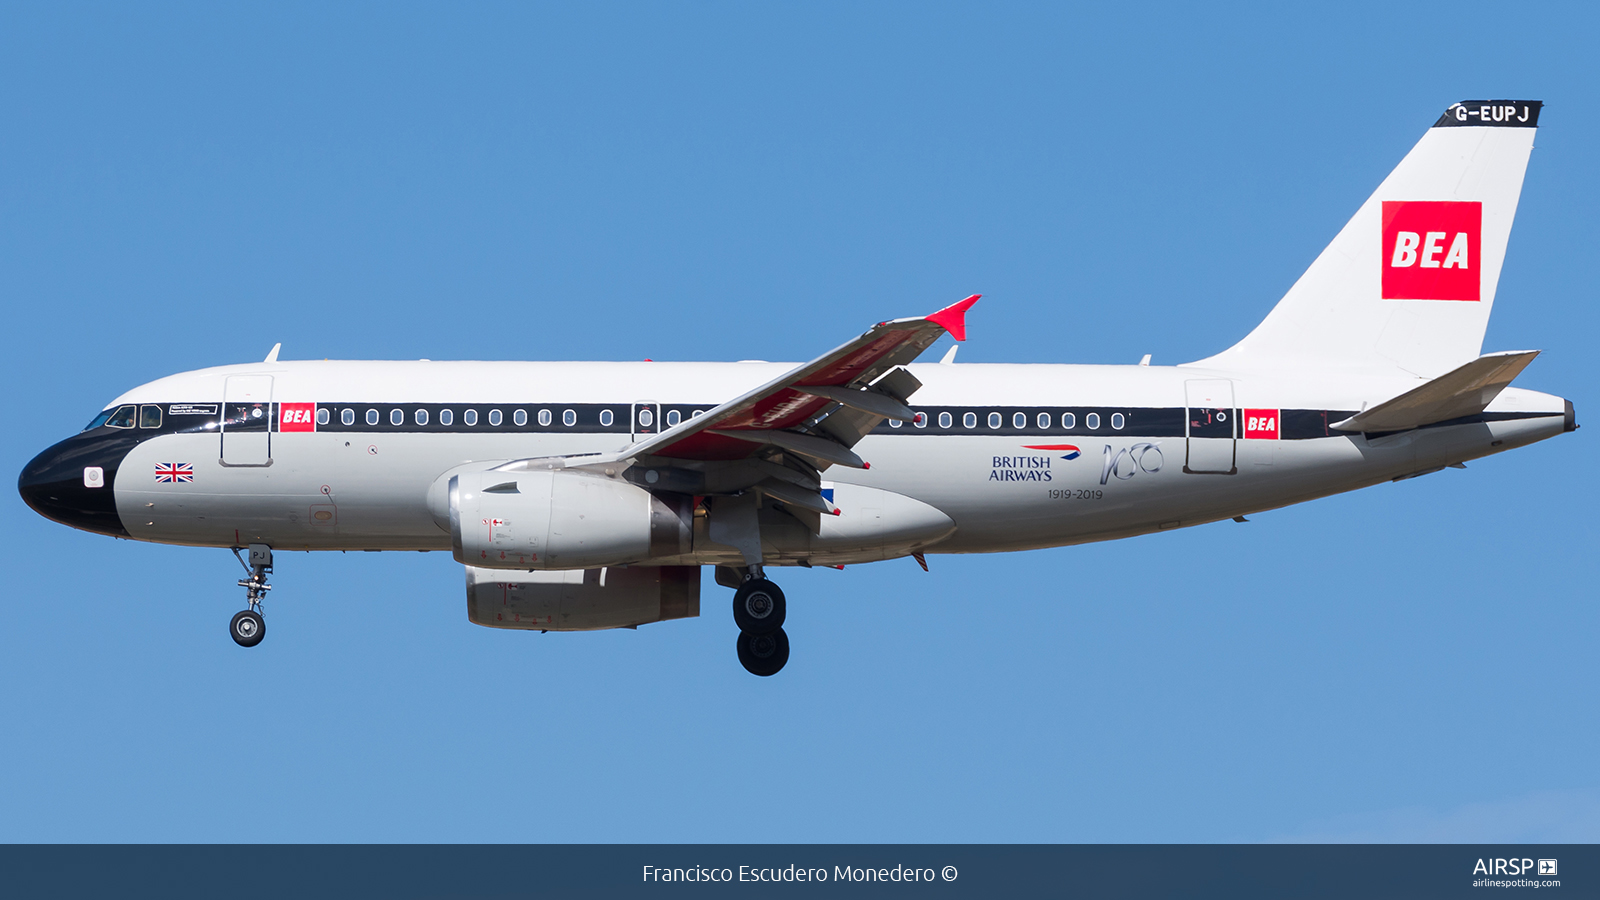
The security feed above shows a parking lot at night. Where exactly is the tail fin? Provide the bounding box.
[1196,100,1541,377]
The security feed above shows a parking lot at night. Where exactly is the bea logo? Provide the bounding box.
[1243,409,1279,440]
[279,403,317,432]
[1382,200,1481,301]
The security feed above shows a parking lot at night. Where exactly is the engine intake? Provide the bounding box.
[450,469,692,569]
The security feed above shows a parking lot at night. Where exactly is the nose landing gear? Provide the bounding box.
[725,568,790,676]
[230,544,273,648]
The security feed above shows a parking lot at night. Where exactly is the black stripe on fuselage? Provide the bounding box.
[117,402,1559,441]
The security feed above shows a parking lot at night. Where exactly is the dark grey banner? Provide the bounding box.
[3,844,1595,898]
[1433,101,1542,128]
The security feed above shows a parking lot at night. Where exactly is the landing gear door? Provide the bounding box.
[221,375,273,466]
[631,401,661,442]
[1184,379,1236,475]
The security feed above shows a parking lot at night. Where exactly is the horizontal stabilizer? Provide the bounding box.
[1330,350,1540,433]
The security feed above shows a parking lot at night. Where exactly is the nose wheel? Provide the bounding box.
[730,572,790,676]
[229,544,274,648]
[230,609,266,647]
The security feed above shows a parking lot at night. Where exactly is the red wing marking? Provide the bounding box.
[925,294,979,341]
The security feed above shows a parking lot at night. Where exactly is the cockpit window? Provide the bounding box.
[139,405,163,429]
[104,406,137,429]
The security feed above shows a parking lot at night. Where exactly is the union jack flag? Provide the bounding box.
[155,462,194,483]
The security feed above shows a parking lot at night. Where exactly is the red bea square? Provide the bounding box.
[279,403,317,432]
[1243,409,1280,440]
[1381,200,1481,301]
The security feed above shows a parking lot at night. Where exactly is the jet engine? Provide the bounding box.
[450,470,693,569]
[465,564,700,631]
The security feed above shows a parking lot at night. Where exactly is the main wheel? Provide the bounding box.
[732,578,786,634]
[230,610,266,648]
[737,628,790,677]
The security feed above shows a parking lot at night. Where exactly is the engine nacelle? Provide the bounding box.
[465,564,700,631]
[451,470,693,569]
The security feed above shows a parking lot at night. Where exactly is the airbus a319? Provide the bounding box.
[20,100,1574,676]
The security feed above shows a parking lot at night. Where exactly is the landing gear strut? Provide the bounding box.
[230,544,272,648]
[722,566,790,676]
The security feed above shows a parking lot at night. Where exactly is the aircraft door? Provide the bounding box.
[631,401,661,441]
[221,375,274,466]
[1184,379,1236,475]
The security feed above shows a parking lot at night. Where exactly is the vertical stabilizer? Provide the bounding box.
[1194,100,1540,377]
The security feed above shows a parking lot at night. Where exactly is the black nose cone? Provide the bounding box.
[18,432,137,537]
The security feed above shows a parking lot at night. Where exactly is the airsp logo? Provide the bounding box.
[1381,200,1482,302]
[1473,858,1549,876]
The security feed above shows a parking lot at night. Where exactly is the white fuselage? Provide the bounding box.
[90,358,1570,562]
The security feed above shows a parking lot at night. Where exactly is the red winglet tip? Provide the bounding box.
[861,462,871,470]
[925,294,980,342]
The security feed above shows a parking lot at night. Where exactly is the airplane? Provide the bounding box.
[19,99,1575,676]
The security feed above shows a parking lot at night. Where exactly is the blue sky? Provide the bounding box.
[1,2,1595,842]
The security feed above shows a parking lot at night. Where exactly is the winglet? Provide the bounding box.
[925,294,980,342]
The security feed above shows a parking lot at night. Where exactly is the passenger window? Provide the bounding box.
[439,409,453,426]
[1062,412,1076,429]
[962,412,977,429]
[988,412,1002,429]
[488,409,503,426]
[316,408,330,426]
[464,409,478,426]
[888,418,901,428]
[106,405,137,429]
[514,409,527,426]
[416,409,429,426]
[1112,413,1125,430]
[599,409,613,427]
[342,409,355,426]
[638,409,653,427]
[390,409,404,426]
[563,409,576,426]
[1087,413,1101,429]
[666,409,681,427]
[914,412,927,429]
[139,405,163,429]
[691,410,703,418]
[366,409,379,426]
[938,412,953,428]
[538,409,552,426]
[1037,412,1050,428]
[1012,412,1026,428]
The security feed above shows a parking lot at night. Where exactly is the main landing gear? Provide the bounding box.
[724,568,789,677]
[230,544,272,648]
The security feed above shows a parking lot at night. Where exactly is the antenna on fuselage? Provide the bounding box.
[264,343,281,364]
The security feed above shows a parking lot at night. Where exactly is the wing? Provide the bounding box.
[621,294,979,468]
[491,294,977,540]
